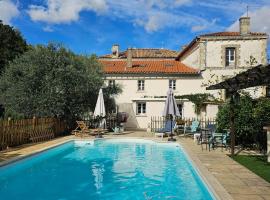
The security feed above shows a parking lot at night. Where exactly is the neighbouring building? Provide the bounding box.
[99,17,268,129]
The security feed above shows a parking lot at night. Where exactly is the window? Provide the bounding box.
[177,104,183,117]
[137,102,146,114]
[108,80,115,87]
[225,47,236,67]
[138,80,145,91]
[169,79,176,90]
[266,86,270,97]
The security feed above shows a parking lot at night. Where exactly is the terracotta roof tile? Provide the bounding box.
[100,60,199,74]
[200,31,267,37]
[99,48,178,59]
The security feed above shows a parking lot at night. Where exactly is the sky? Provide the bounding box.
[0,0,270,56]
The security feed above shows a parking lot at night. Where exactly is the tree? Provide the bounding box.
[0,43,120,124]
[216,94,270,152]
[0,20,28,73]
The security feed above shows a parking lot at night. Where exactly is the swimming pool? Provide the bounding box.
[0,139,215,200]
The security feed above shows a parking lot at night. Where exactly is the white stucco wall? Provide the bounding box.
[111,76,204,104]
[180,45,200,69]
[106,75,221,129]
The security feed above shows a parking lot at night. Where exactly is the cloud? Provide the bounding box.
[0,0,20,24]
[227,6,270,35]
[191,19,217,32]
[28,0,108,24]
[26,0,234,34]
[43,25,54,32]
[105,0,221,33]
[174,0,191,7]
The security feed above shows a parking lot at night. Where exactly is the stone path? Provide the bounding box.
[178,137,270,200]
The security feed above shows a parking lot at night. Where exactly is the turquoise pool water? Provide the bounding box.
[0,139,214,200]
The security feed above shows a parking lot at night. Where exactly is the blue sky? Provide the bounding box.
[0,0,270,56]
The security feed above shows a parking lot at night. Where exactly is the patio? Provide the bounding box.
[1,133,270,199]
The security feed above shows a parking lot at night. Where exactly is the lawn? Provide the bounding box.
[232,155,270,183]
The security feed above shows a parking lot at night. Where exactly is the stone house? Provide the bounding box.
[99,17,268,129]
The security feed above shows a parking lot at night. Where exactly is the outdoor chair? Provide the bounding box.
[199,125,215,151]
[155,120,176,138]
[184,120,200,136]
[213,129,230,151]
[199,124,229,151]
[72,121,103,137]
[174,119,186,135]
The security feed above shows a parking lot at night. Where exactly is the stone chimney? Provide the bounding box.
[239,17,250,35]
[127,48,132,68]
[111,44,119,58]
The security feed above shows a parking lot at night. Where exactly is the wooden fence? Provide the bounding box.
[150,116,216,132]
[0,117,67,151]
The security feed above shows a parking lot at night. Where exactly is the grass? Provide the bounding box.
[232,155,270,183]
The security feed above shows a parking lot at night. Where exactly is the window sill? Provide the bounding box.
[136,114,147,117]
[137,90,146,93]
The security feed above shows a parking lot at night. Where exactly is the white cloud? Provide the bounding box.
[191,19,217,32]
[43,25,54,32]
[26,0,226,33]
[174,0,191,7]
[228,6,270,35]
[105,0,220,33]
[0,0,20,24]
[28,0,108,24]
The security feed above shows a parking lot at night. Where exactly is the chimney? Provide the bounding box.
[239,17,250,35]
[111,44,119,58]
[127,48,132,68]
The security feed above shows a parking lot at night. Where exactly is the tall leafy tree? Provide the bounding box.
[0,20,28,73]
[0,43,119,124]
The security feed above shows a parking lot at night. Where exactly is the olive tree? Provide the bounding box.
[0,43,119,124]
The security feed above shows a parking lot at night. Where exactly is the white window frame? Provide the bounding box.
[169,79,176,90]
[225,48,236,66]
[138,80,145,91]
[136,102,146,115]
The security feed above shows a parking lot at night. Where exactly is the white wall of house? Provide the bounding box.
[109,76,204,104]
[205,39,267,68]
[181,38,268,69]
[107,75,221,129]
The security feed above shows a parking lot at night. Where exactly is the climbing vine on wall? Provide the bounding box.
[175,93,219,116]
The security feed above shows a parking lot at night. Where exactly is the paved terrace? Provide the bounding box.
[1,132,270,200]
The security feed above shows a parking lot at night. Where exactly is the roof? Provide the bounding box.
[200,31,267,37]
[176,31,268,60]
[100,48,178,59]
[206,64,270,92]
[100,60,199,74]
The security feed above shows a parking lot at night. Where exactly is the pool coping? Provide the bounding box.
[178,140,233,200]
[0,136,232,200]
[0,138,74,167]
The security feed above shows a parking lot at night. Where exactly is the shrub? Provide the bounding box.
[216,94,270,152]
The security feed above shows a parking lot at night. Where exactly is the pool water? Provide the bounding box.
[0,139,214,200]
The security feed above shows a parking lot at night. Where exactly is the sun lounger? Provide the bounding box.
[72,121,107,137]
